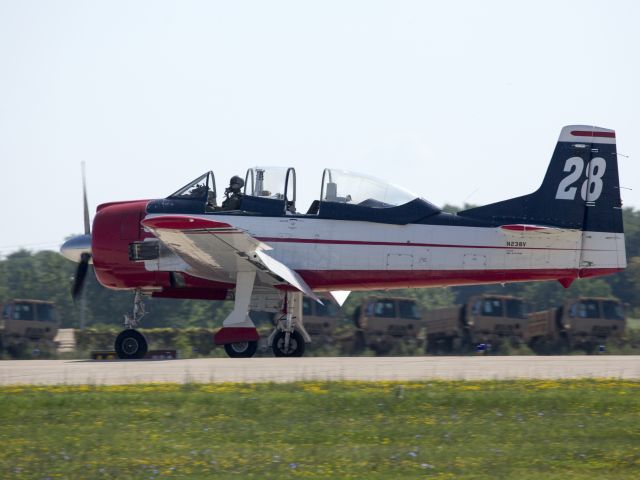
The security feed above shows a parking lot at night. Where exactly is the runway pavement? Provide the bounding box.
[1,356,640,385]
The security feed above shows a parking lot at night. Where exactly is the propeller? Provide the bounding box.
[72,252,91,301]
[68,162,93,302]
[82,161,90,236]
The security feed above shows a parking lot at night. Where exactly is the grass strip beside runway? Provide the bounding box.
[1,380,639,479]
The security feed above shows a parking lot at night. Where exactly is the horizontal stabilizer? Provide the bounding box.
[500,224,578,235]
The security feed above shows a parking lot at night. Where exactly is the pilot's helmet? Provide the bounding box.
[230,175,245,190]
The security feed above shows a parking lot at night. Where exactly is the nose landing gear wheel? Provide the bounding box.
[224,341,258,358]
[114,329,148,359]
[272,330,305,357]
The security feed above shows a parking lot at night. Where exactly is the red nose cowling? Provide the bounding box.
[91,200,229,300]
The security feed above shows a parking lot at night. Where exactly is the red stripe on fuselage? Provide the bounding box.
[500,224,548,232]
[256,237,606,252]
[297,268,622,291]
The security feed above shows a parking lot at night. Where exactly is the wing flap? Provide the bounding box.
[254,250,322,303]
[142,214,319,299]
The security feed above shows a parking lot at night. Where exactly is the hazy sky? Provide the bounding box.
[1,0,638,256]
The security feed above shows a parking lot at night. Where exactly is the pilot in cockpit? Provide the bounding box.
[221,175,245,210]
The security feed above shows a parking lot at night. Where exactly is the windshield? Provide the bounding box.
[303,298,339,317]
[398,300,421,320]
[602,300,625,320]
[36,303,56,322]
[12,302,34,320]
[505,299,528,319]
[571,300,601,318]
[480,298,504,317]
[169,172,216,204]
[367,299,397,318]
[315,302,339,317]
[321,169,418,208]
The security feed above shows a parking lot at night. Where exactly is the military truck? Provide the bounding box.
[524,297,626,353]
[351,297,424,354]
[301,296,344,340]
[0,299,60,357]
[424,295,529,353]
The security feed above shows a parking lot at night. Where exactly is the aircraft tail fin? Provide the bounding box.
[459,125,623,234]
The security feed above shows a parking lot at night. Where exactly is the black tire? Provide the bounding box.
[443,336,454,354]
[114,329,148,359]
[372,338,393,356]
[272,330,306,357]
[353,330,366,352]
[224,341,258,358]
[426,335,437,354]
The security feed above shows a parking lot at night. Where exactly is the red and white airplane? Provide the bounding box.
[61,125,626,359]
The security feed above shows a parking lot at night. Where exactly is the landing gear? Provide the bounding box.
[213,273,312,358]
[224,341,258,358]
[268,293,311,357]
[114,329,148,359]
[272,330,305,357]
[115,290,148,360]
[215,272,260,358]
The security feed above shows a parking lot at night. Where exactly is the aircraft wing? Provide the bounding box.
[141,215,322,302]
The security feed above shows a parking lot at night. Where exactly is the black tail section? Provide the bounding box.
[459,125,623,233]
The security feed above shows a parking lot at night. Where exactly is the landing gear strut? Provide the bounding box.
[114,290,148,359]
[268,293,310,357]
[215,272,260,358]
[214,273,312,358]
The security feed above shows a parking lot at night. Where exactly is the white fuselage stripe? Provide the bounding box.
[145,213,626,272]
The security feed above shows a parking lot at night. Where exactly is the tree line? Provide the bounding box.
[1,207,638,328]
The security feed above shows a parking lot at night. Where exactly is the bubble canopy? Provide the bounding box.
[244,167,296,204]
[320,169,418,208]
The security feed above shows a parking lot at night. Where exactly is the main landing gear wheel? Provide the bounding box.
[114,329,148,359]
[224,341,258,358]
[272,330,305,357]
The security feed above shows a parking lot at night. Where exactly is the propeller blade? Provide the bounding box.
[71,252,91,301]
[82,161,90,235]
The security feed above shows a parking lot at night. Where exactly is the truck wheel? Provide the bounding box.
[272,330,305,357]
[7,342,28,359]
[114,329,148,359]
[353,330,366,352]
[426,336,437,354]
[559,335,572,354]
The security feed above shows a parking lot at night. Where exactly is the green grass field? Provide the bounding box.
[1,380,639,479]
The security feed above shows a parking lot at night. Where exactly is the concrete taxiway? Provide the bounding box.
[1,356,640,385]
